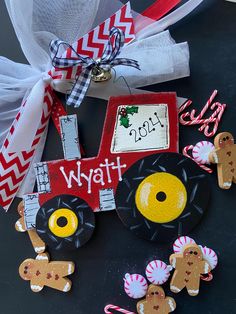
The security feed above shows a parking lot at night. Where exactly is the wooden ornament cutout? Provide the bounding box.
[15,201,46,254]
[209,132,236,189]
[19,253,75,292]
[137,285,176,314]
[22,93,180,249]
[169,244,211,296]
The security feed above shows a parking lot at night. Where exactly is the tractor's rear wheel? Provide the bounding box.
[116,153,210,243]
[36,195,95,250]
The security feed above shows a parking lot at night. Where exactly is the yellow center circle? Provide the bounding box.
[135,172,187,223]
[48,208,78,238]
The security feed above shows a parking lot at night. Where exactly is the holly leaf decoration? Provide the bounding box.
[126,106,139,115]
[119,106,139,129]
[120,116,130,128]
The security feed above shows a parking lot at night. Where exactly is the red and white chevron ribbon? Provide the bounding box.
[0,86,54,210]
[50,2,135,81]
[0,3,135,211]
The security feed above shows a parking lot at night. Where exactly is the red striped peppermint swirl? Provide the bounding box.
[124,273,148,299]
[173,236,196,253]
[145,260,171,285]
[199,246,218,270]
[192,141,215,165]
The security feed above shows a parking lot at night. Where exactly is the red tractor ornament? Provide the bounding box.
[23,93,210,250]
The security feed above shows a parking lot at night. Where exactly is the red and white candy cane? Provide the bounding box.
[180,103,222,126]
[104,304,136,314]
[178,99,192,115]
[178,90,226,137]
[198,102,223,130]
[190,89,218,121]
[180,112,219,126]
[182,145,213,173]
[199,103,226,137]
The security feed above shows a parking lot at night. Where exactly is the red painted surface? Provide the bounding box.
[38,93,179,211]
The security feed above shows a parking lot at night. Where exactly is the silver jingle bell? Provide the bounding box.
[91,66,112,83]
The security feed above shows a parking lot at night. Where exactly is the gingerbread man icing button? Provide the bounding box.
[209,132,236,189]
[19,253,75,292]
[169,244,211,296]
[137,285,176,314]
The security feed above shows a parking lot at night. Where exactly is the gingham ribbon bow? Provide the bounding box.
[50,27,140,108]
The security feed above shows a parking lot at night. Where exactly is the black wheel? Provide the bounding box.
[116,153,210,243]
[36,195,95,250]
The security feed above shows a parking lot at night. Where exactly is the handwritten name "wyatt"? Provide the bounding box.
[59,157,127,193]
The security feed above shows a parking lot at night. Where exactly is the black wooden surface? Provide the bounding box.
[0,1,236,313]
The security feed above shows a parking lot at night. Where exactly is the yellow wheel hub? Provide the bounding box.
[135,172,187,223]
[48,208,78,238]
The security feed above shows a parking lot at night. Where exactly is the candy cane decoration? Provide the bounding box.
[178,99,192,114]
[179,99,223,126]
[199,103,226,137]
[178,90,226,137]
[180,112,220,126]
[200,272,214,282]
[104,304,136,314]
[198,102,223,130]
[182,145,213,173]
[190,90,218,121]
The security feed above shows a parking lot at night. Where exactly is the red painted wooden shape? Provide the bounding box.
[37,93,178,211]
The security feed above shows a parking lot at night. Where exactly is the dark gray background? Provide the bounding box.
[0,0,236,313]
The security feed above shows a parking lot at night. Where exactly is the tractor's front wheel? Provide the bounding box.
[36,195,95,250]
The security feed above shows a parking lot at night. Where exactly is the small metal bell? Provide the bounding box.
[91,66,112,83]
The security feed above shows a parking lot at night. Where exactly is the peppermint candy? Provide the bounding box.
[192,141,215,165]
[199,246,218,270]
[145,260,171,285]
[173,236,196,253]
[123,273,148,299]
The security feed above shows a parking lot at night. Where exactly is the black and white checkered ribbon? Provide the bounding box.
[50,27,140,107]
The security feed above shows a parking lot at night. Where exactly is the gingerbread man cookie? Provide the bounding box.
[19,253,75,292]
[137,285,176,314]
[209,132,236,189]
[15,201,46,253]
[169,244,211,296]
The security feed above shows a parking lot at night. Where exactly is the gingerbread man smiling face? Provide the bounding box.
[209,132,236,189]
[137,285,176,314]
[183,245,203,261]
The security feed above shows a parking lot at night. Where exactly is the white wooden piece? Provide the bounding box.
[23,193,40,230]
[99,188,116,211]
[59,115,81,160]
[111,104,170,153]
[34,162,51,193]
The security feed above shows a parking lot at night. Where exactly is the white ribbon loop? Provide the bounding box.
[6,78,49,153]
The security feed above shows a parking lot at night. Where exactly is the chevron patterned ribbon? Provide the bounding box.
[50,27,140,108]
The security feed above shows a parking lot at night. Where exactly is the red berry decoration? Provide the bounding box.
[119,106,139,128]
[120,108,127,117]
